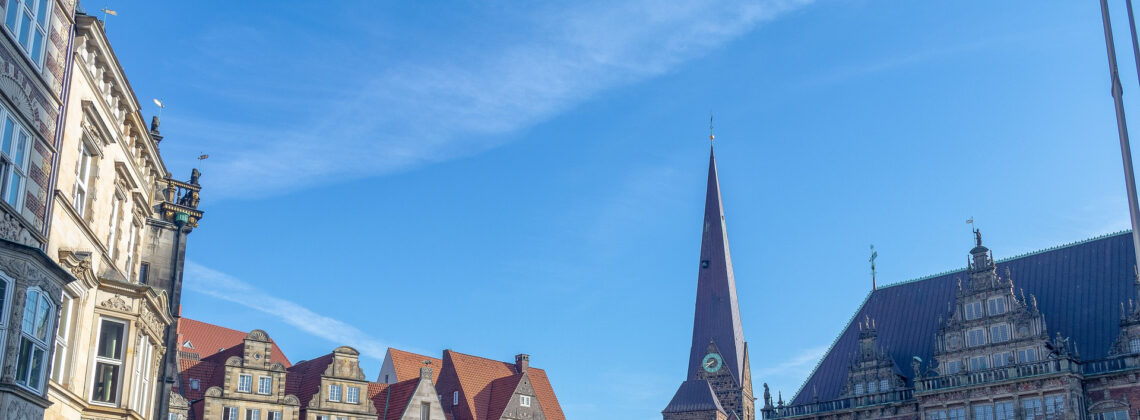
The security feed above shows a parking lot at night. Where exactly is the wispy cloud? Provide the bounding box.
[756,345,827,399]
[172,0,814,199]
[183,262,388,359]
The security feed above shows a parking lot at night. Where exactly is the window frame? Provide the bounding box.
[964,301,984,320]
[1130,338,1140,354]
[346,385,359,403]
[237,373,253,393]
[130,335,153,414]
[987,296,1008,315]
[966,328,986,347]
[453,390,459,405]
[15,286,53,393]
[328,383,342,402]
[245,408,261,420]
[50,292,75,384]
[2,0,51,68]
[257,375,273,395]
[0,110,31,209]
[222,406,239,420]
[974,404,995,420]
[1018,347,1038,363]
[73,140,94,217]
[520,395,532,408]
[992,351,1012,368]
[969,355,988,371]
[1023,398,1044,420]
[0,272,11,371]
[90,317,127,405]
[994,401,1015,420]
[990,323,1010,343]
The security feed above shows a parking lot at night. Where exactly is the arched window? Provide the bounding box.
[16,287,53,392]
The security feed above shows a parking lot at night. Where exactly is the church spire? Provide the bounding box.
[687,146,747,384]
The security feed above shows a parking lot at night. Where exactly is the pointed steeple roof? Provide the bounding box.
[686,147,747,384]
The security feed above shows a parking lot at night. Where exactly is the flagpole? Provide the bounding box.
[1099,0,1140,270]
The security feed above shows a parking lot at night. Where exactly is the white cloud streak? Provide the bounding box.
[756,345,827,378]
[181,0,814,198]
[183,261,388,360]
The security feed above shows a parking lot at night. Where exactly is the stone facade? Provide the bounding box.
[764,232,1140,420]
[198,331,301,420]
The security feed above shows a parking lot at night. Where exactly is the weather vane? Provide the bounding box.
[869,244,878,290]
[709,113,715,144]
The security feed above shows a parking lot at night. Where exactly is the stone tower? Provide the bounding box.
[663,147,755,420]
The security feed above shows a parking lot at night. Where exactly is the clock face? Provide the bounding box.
[702,353,724,373]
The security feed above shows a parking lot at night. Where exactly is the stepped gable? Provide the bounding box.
[791,231,1138,405]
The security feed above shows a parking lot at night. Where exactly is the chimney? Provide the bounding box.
[515,354,529,373]
[420,366,433,382]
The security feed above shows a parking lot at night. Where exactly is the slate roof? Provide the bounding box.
[369,378,426,420]
[790,231,1138,405]
[687,147,747,384]
[663,379,725,413]
[436,350,565,420]
[388,348,443,383]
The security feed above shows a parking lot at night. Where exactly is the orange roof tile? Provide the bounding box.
[177,318,291,367]
[388,348,442,383]
[369,378,421,420]
[437,350,565,420]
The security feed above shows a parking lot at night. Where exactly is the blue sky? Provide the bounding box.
[102,1,1140,418]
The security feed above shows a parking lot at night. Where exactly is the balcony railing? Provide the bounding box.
[763,389,913,420]
[916,359,1073,392]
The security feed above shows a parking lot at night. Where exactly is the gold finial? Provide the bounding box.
[709,114,715,142]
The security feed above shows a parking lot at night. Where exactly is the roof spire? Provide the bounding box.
[685,144,747,385]
[869,245,878,291]
[709,113,715,145]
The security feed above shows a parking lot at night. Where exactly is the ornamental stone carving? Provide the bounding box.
[99,295,132,312]
[205,386,223,397]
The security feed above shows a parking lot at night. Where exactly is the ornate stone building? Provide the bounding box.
[764,230,1140,420]
[662,147,755,420]
[171,319,565,420]
[42,11,203,420]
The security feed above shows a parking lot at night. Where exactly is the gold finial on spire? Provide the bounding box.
[709,113,715,143]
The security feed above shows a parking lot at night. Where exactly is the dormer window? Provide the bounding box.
[987,297,1007,316]
[964,301,983,320]
[520,395,531,407]
[182,340,193,349]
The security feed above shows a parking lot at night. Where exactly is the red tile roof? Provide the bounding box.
[437,350,565,420]
[369,378,422,420]
[178,318,291,366]
[388,348,442,383]
[285,353,334,410]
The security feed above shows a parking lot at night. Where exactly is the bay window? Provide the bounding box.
[16,288,52,392]
[3,0,50,68]
[92,318,126,404]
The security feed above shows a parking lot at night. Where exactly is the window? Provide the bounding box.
[16,288,52,392]
[125,223,138,277]
[107,196,122,257]
[867,380,877,393]
[73,141,94,217]
[329,384,342,401]
[130,336,153,413]
[3,0,50,67]
[421,402,430,420]
[994,401,1015,420]
[1043,395,1065,420]
[92,318,126,404]
[268,412,283,420]
[879,379,888,391]
[245,408,260,420]
[453,390,459,405]
[337,417,348,420]
[237,374,252,393]
[992,351,1012,368]
[1093,410,1130,420]
[0,274,10,371]
[927,410,948,420]
[969,356,988,371]
[1023,398,1044,420]
[967,328,986,347]
[948,407,966,420]
[190,378,200,390]
[991,324,1010,343]
[138,262,150,284]
[347,385,359,403]
[944,359,963,375]
[221,407,238,420]
[169,414,179,420]
[51,294,75,383]
[988,296,1008,315]
[974,404,995,420]
[0,112,31,207]
[965,301,984,320]
[258,376,272,394]
[1131,338,1140,354]
[1019,348,1038,363]
[520,395,532,408]
[854,383,864,395]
